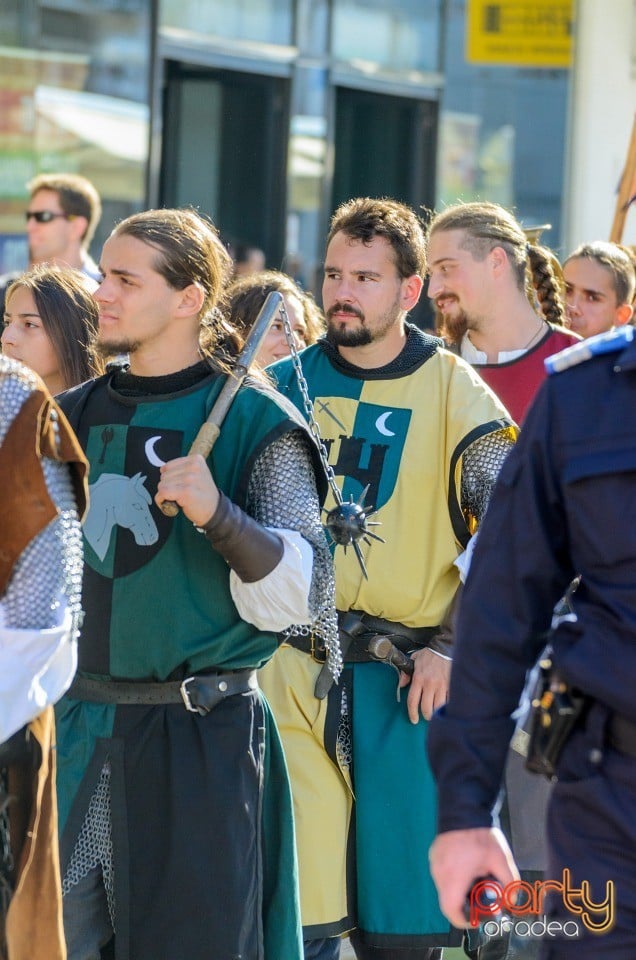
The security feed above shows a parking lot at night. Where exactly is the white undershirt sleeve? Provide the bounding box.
[229,528,313,632]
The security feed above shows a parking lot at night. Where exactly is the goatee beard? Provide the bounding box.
[326,320,373,348]
[326,303,369,347]
[95,337,140,359]
[437,307,468,348]
[326,300,402,348]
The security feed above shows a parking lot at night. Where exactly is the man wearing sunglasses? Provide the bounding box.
[0,172,102,314]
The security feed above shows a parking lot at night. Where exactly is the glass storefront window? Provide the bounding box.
[331,0,441,74]
[0,0,151,273]
[284,63,329,291]
[160,0,294,47]
[437,1,570,252]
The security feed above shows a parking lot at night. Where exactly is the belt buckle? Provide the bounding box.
[180,677,200,713]
[310,634,327,665]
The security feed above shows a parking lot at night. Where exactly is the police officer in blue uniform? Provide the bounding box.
[427,326,636,958]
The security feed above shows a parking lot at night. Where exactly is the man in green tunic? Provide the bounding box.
[56,208,339,960]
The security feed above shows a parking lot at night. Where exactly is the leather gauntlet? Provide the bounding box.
[200,491,284,583]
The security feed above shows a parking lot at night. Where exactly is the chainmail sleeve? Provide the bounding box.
[460,428,516,528]
[0,364,83,633]
[246,429,342,681]
[1,464,83,633]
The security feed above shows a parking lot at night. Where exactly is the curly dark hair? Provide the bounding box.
[225,270,325,346]
[327,197,427,278]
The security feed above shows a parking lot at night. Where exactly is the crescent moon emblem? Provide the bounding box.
[145,435,166,467]
[375,412,395,437]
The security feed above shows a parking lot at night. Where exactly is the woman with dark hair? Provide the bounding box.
[226,269,325,367]
[2,265,102,393]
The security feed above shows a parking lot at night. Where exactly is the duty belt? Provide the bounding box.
[67,669,258,717]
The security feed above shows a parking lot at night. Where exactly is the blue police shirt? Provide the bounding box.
[428,329,636,833]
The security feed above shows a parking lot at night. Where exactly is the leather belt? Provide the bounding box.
[67,669,258,717]
[608,713,636,758]
[338,609,439,663]
[284,634,327,663]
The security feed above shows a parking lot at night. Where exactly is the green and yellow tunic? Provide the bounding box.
[262,329,515,949]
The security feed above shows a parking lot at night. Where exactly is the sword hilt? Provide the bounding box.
[367,635,414,675]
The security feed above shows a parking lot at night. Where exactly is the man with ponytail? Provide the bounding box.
[426,202,580,960]
[54,208,337,960]
[426,201,579,425]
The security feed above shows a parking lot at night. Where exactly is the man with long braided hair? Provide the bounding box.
[427,201,579,425]
[426,202,580,960]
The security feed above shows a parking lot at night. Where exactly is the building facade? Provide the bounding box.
[0,0,586,310]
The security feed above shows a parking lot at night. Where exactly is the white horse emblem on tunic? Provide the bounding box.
[84,472,159,561]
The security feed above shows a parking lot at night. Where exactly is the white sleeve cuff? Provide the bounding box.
[230,529,313,632]
[454,533,478,583]
[428,647,453,662]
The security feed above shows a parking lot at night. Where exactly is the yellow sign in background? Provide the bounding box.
[466,0,574,68]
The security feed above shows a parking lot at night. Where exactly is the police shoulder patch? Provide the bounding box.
[545,325,635,375]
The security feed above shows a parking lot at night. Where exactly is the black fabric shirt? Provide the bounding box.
[318,322,442,379]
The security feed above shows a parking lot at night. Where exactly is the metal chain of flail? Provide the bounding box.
[278,301,384,578]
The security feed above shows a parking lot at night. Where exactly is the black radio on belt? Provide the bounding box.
[525,651,587,780]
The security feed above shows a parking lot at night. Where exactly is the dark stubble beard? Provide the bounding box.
[326,299,401,348]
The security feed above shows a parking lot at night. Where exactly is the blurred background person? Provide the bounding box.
[563,240,635,338]
[232,241,266,278]
[281,252,308,289]
[225,269,325,367]
[2,266,102,395]
[0,173,102,315]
